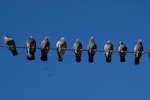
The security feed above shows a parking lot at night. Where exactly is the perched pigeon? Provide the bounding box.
[87,36,97,63]
[41,36,50,61]
[104,40,114,62]
[26,36,36,60]
[118,41,127,62]
[73,39,82,62]
[134,39,144,64]
[56,37,67,61]
[3,36,18,56]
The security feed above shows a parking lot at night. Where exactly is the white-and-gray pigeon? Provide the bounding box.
[73,39,82,62]
[56,37,67,61]
[134,39,144,64]
[104,40,114,62]
[3,36,18,56]
[118,41,127,62]
[87,36,97,63]
[26,36,36,60]
[41,36,50,61]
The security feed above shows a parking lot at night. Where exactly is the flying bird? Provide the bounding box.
[134,39,144,64]
[26,36,36,60]
[118,41,127,62]
[41,36,50,61]
[87,36,97,63]
[3,36,18,56]
[56,37,67,61]
[73,39,82,62]
[104,40,114,62]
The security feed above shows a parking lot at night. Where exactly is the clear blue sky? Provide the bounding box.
[0,0,150,100]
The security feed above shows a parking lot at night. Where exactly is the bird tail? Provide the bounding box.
[58,54,63,61]
[106,56,111,62]
[41,55,48,61]
[27,53,35,60]
[120,52,126,62]
[75,54,81,62]
[120,56,125,62]
[12,50,18,56]
[57,48,65,61]
[134,57,139,64]
[106,53,112,62]
[88,54,94,63]
[57,51,63,61]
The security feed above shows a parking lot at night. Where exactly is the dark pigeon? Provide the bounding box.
[56,37,67,61]
[118,41,127,62]
[134,39,144,64]
[104,40,113,62]
[3,36,18,56]
[41,36,50,61]
[87,36,97,63]
[73,39,82,62]
[26,36,36,60]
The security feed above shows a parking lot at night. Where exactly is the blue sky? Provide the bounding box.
[0,0,150,100]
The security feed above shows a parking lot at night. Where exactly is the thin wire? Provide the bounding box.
[0,45,149,54]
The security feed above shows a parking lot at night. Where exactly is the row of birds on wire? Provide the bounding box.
[1,35,149,65]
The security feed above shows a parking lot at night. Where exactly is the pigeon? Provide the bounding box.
[87,36,97,63]
[73,39,82,62]
[41,36,50,61]
[56,37,67,61]
[134,39,144,64]
[26,36,36,60]
[118,41,127,62]
[3,36,18,56]
[104,40,114,62]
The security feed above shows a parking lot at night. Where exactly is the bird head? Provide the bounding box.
[44,36,49,40]
[29,36,33,38]
[2,35,8,41]
[76,38,79,42]
[107,40,111,43]
[60,37,65,41]
[90,36,94,42]
[138,39,142,43]
[119,41,123,44]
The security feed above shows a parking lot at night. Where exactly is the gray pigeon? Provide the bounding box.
[73,39,82,62]
[118,41,127,62]
[104,40,114,62]
[56,37,67,61]
[3,36,18,56]
[41,36,50,61]
[87,36,97,63]
[26,36,36,60]
[134,39,144,64]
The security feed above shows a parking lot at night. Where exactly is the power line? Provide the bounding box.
[0,45,149,54]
